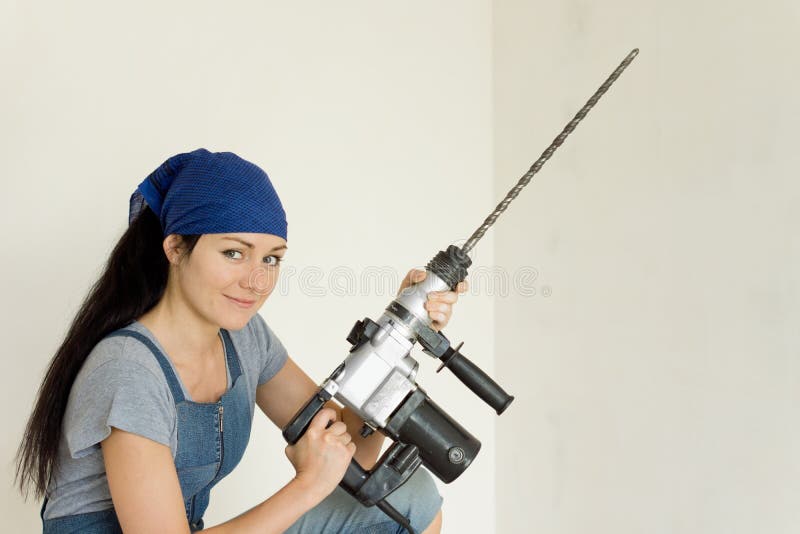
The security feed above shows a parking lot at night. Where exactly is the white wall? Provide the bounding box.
[7,2,795,533]
[1,2,496,532]
[493,1,800,533]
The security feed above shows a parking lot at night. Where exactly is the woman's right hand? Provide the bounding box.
[285,407,356,502]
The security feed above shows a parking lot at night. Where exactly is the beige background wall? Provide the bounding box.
[3,1,799,533]
[1,2,496,532]
[494,1,800,533]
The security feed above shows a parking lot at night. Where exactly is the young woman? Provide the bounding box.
[14,148,467,533]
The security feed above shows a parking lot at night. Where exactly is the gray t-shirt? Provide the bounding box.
[42,313,289,520]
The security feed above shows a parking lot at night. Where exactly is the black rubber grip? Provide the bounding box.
[340,459,369,496]
[440,350,514,415]
[282,389,331,444]
[282,389,370,498]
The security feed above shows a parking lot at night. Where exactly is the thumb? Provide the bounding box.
[309,408,337,431]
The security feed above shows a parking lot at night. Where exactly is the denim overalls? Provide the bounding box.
[41,326,253,533]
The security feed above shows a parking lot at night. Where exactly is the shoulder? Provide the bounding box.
[63,327,177,459]
[76,330,170,391]
[69,328,175,412]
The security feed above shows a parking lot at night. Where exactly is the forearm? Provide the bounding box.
[202,477,320,534]
[341,406,385,468]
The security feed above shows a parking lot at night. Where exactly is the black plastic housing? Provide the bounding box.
[438,345,515,415]
[426,245,472,290]
[384,389,481,483]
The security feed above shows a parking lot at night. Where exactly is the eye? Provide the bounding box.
[223,249,244,260]
[263,255,283,266]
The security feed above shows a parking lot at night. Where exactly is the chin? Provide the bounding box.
[210,308,252,331]
[219,315,252,332]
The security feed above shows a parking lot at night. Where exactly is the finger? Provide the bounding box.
[346,442,357,455]
[310,408,338,431]
[325,421,348,436]
[429,312,447,324]
[403,269,425,285]
[398,269,426,295]
[439,315,451,326]
[428,291,458,304]
[457,280,468,293]
[425,301,451,315]
[324,429,351,446]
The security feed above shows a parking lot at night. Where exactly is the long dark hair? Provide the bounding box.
[14,207,200,501]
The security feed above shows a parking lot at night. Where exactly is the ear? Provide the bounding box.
[162,234,185,265]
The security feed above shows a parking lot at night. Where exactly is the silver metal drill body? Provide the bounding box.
[284,48,641,534]
[321,273,451,429]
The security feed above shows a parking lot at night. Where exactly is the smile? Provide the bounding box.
[225,295,256,308]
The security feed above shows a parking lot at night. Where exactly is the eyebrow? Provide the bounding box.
[221,237,288,252]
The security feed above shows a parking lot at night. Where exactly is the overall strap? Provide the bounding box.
[219,329,242,382]
[106,329,186,403]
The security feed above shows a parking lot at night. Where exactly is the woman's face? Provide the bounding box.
[170,232,287,331]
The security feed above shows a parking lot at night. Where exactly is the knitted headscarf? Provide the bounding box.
[129,148,287,240]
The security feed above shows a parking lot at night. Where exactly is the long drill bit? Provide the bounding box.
[461,48,639,255]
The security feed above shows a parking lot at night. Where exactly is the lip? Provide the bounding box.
[225,295,256,308]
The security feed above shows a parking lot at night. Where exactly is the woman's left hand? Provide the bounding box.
[397,269,468,332]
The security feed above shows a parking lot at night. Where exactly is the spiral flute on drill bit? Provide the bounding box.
[283,48,640,534]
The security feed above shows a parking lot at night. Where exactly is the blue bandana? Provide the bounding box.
[129,148,287,240]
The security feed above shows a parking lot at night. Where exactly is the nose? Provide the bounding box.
[241,264,272,295]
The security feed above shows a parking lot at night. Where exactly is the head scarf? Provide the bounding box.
[129,148,287,240]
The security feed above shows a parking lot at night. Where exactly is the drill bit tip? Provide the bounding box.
[460,48,640,255]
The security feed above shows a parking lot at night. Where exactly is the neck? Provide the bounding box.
[138,280,220,363]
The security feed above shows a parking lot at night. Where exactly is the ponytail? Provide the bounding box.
[14,207,199,500]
